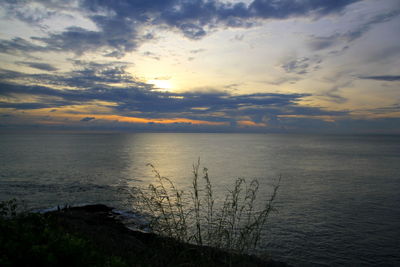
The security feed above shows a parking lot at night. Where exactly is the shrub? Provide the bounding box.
[130,159,280,254]
[0,199,20,218]
[0,200,128,267]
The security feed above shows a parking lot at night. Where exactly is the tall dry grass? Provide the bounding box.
[130,159,280,254]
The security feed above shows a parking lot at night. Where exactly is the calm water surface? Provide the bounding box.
[1,133,399,266]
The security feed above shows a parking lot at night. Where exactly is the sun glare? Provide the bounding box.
[148,79,173,90]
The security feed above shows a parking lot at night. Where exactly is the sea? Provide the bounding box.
[0,132,399,266]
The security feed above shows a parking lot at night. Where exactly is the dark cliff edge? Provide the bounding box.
[0,203,290,266]
[49,204,289,267]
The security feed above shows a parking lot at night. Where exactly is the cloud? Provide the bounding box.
[0,66,346,128]
[366,45,400,63]
[308,34,340,51]
[0,0,362,57]
[0,101,61,110]
[65,60,140,87]
[1,0,56,25]
[190,49,206,54]
[0,16,141,57]
[362,104,400,114]
[32,17,139,57]
[0,37,46,55]
[280,56,322,75]
[318,78,352,104]
[80,116,95,122]
[143,51,160,60]
[0,61,143,89]
[3,67,399,133]
[308,9,400,51]
[178,23,207,39]
[268,76,301,85]
[1,57,316,122]
[248,0,359,18]
[359,75,400,81]
[343,10,400,42]
[17,61,58,71]
[87,0,361,37]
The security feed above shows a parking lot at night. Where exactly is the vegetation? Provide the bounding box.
[0,162,283,266]
[0,200,286,267]
[130,160,280,255]
[0,200,127,267]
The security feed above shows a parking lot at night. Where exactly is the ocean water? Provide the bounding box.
[1,132,399,266]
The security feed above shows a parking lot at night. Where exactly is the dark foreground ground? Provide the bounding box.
[0,204,289,267]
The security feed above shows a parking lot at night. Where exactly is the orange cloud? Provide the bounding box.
[278,115,337,122]
[237,120,267,127]
[92,114,228,125]
[26,109,228,126]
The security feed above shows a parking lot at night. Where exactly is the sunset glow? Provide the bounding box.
[0,0,399,133]
[148,79,174,91]
[1,2,400,264]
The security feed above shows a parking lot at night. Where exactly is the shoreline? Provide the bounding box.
[48,204,289,266]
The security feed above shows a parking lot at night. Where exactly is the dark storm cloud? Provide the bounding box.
[0,0,361,57]
[17,62,58,71]
[359,75,400,82]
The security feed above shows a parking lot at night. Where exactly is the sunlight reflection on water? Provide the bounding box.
[1,133,399,266]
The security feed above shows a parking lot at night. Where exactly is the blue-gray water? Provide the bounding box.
[1,133,399,266]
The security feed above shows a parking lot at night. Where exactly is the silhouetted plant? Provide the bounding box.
[0,200,128,267]
[130,159,280,254]
[0,199,19,218]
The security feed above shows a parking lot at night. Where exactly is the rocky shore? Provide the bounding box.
[0,202,289,266]
[49,204,288,266]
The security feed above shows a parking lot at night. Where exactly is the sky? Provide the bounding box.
[0,0,399,133]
